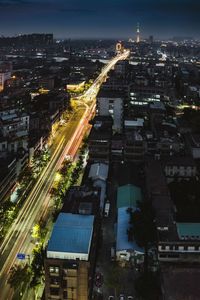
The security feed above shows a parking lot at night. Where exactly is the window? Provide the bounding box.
[109,109,114,115]
[49,266,59,274]
[50,277,60,286]
[167,254,179,258]
[50,288,59,296]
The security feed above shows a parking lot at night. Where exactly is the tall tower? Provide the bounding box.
[136,23,140,43]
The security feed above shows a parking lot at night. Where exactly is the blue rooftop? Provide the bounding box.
[47,213,94,254]
[116,207,144,254]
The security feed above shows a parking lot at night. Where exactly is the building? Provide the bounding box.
[136,23,140,43]
[129,83,166,107]
[0,33,53,47]
[117,184,142,209]
[116,184,144,263]
[115,41,124,55]
[114,61,129,78]
[45,213,97,300]
[0,109,29,153]
[88,116,113,163]
[0,62,12,91]
[88,163,109,213]
[116,207,144,262]
[61,185,101,217]
[0,157,17,203]
[96,90,124,132]
[158,222,200,263]
[124,120,146,162]
[185,133,200,159]
[145,160,200,263]
[163,157,197,183]
[39,78,55,90]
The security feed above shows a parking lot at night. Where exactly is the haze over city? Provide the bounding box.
[0,0,200,39]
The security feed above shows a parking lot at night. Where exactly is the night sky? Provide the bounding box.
[0,0,199,39]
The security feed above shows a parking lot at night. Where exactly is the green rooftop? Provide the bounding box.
[177,223,200,239]
[117,184,142,209]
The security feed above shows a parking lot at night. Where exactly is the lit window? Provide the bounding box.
[49,266,60,274]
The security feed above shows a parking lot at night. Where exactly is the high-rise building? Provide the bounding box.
[96,90,125,133]
[0,62,12,91]
[149,35,154,44]
[115,41,124,55]
[136,23,140,43]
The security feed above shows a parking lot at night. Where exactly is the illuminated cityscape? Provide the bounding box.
[0,1,200,300]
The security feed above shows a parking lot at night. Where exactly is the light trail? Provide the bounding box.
[0,50,130,300]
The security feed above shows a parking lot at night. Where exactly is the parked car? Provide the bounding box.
[119,295,125,300]
[108,296,114,300]
[127,296,134,300]
[104,201,110,217]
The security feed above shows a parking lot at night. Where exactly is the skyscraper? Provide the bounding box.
[136,23,140,43]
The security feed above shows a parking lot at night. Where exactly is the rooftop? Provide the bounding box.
[62,185,100,215]
[89,163,109,182]
[117,184,142,209]
[116,207,144,254]
[163,156,196,167]
[97,89,125,99]
[177,223,200,239]
[47,213,94,260]
[124,118,144,128]
[145,160,173,229]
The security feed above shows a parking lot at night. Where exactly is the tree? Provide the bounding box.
[131,201,156,273]
[8,264,30,297]
[105,264,122,298]
[30,246,45,290]
[31,224,41,240]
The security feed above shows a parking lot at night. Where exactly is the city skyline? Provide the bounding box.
[0,0,199,39]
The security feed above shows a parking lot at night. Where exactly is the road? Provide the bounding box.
[0,49,130,300]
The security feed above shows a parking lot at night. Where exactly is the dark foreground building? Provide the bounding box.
[44,213,98,300]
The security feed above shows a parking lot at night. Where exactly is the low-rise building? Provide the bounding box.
[116,184,144,263]
[116,207,144,262]
[185,133,200,159]
[88,163,109,213]
[163,157,197,182]
[45,213,98,300]
[145,160,200,263]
